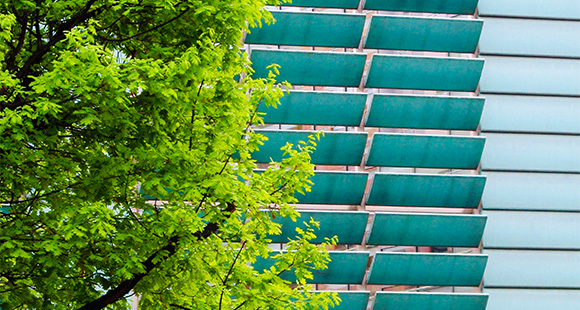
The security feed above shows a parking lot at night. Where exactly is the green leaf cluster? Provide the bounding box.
[0,0,337,309]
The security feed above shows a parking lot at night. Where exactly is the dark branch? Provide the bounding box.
[193,202,236,239]
[16,0,101,80]
[219,241,245,310]
[77,201,236,309]
[97,7,191,43]
[170,304,194,310]
[76,236,179,310]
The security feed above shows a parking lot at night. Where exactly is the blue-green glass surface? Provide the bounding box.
[367,213,487,247]
[253,130,367,166]
[366,173,486,208]
[260,91,367,126]
[364,0,478,14]
[254,251,369,284]
[366,133,486,169]
[366,54,483,91]
[251,49,366,87]
[373,292,488,310]
[246,11,365,48]
[296,171,368,205]
[367,252,488,286]
[269,210,368,244]
[365,15,482,53]
[325,291,369,310]
[281,0,359,9]
[365,94,484,130]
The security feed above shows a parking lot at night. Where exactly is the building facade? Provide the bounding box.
[246,0,580,309]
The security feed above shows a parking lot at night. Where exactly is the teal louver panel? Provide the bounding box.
[484,289,580,310]
[483,249,580,288]
[365,15,483,53]
[269,210,368,244]
[373,292,489,310]
[482,210,580,250]
[251,49,366,87]
[367,213,487,247]
[366,133,486,169]
[366,173,486,208]
[364,0,479,14]
[254,251,369,284]
[246,11,365,48]
[366,54,484,91]
[367,252,488,286]
[296,171,368,205]
[260,91,367,126]
[281,0,359,9]
[365,94,484,130]
[324,291,369,310]
[253,130,367,166]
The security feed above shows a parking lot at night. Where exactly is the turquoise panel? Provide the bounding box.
[479,18,580,58]
[366,173,486,208]
[366,133,486,169]
[269,210,368,244]
[483,249,580,288]
[246,11,365,48]
[365,15,482,53]
[366,55,484,91]
[321,291,369,310]
[367,213,487,247]
[365,94,484,130]
[254,251,369,284]
[482,171,580,212]
[251,49,366,87]
[482,210,580,250]
[484,289,580,310]
[478,0,580,20]
[480,95,580,135]
[373,292,489,310]
[296,171,368,205]
[367,252,488,286]
[253,130,367,165]
[281,0,359,9]
[260,91,367,126]
[481,133,580,173]
[364,0,478,14]
[479,56,580,96]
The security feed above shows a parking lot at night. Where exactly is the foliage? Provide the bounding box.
[0,0,338,309]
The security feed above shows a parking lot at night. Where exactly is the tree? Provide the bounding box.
[0,0,338,308]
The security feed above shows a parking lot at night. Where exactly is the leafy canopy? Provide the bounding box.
[0,0,338,309]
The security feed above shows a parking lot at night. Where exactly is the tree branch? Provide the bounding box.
[77,200,236,309]
[219,241,246,310]
[5,13,27,72]
[76,236,179,310]
[16,0,101,81]
[97,7,191,43]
